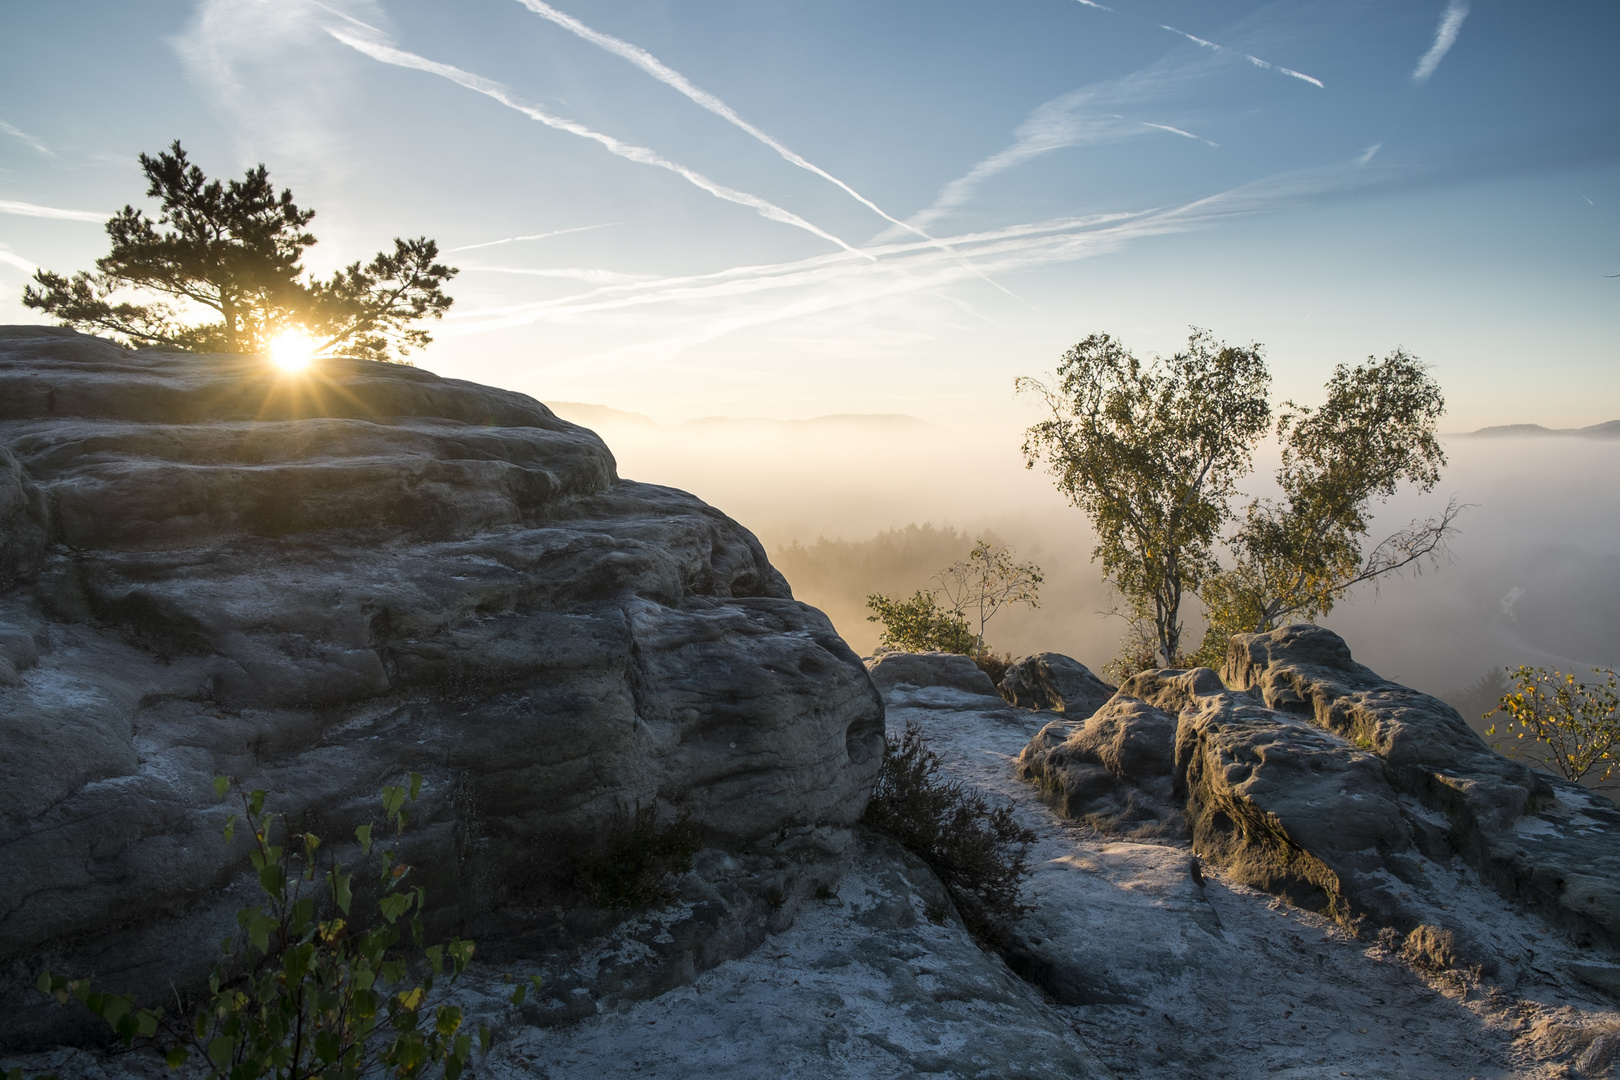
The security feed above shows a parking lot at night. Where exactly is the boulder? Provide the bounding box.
[864,650,999,698]
[1016,697,1185,839]
[999,652,1114,717]
[0,329,886,1047]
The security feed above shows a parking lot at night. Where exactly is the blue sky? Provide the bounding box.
[1,0,1616,428]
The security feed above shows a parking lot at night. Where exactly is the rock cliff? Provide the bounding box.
[0,328,884,1047]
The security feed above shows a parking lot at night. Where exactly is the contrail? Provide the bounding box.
[1413,0,1469,84]
[0,199,105,222]
[1158,23,1324,88]
[507,0,1017,296]
[1138,121,1218,147]
[0,249,40,274]
[512,0,927,241]
[0,120,53,158]
[450,223,618,252]
[326,27,872,259]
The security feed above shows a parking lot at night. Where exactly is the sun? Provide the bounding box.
[268,329,318,373]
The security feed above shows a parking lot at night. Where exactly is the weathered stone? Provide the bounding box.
[0,329,885,1047]
[999,651,1114,717]
[1017,630,1620,962]
[1224,624,1620,949]
[864,650,999,698]
[1017,697,1185,839]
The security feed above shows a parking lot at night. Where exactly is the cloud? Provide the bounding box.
[0,248,40,275]
[1162,24,1324,88]
[438,156,1388,364]
[1355,143,1383,166]
[0,199,106,222]
[324,27,871,259]
[449,223,619,253]
[509,0,1008,291]
[1413,0,1469,84]
[1073,0,1113,10]
[460,264,653,284]
[1138,121,1218,147]
[0,120,54,157]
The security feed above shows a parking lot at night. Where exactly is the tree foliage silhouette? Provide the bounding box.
[22,141,456,362]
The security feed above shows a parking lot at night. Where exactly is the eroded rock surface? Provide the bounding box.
[1017,625,1620,967]
[998,651,1114,717]
[0,328,884,1047]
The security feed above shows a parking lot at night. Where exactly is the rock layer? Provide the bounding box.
[0,328,885,1047]
[1018,625,1620,956]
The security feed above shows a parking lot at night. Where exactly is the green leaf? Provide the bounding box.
[213,776,230,800]
[378,892,412,924]
[479,1024,492,1053]
[314,1029,341,1063]
[223,813,236,842]
[258,862,285,897]
[249,913,276,954]
[248,790,265,818]
[165,1045,190,1070]
[509,982,526,1005]
[409,772,423,801]
[333,869,353,915]
[356,823,373,856]
[35,970,51,995]
[425,945,443,975]
[208,1035,235,1069]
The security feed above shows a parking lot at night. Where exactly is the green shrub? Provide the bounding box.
[1489,665,1620,785]
[862,721,1036,945]
[577,803,701,909]
[865,590,977,654]
[36,775,537,1080]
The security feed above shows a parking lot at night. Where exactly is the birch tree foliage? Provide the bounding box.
[1019,329,1272,669]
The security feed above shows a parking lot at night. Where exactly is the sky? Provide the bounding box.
[0,0,1616,431]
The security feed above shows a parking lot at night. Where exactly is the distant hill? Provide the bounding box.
[544,402,935,434]
[1465,420,1620,439]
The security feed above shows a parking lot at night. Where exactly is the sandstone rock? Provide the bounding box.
[999,651,1114,717]
[864,650,999,698]
[1016,697,1185,839]
[0,329,885,1047]
[1224,624,1620,950]
[1016,627,1620,962]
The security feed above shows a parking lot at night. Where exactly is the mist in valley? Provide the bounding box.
[550,403,1620,726]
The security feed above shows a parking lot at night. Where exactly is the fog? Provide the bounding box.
[549,403,1620,714]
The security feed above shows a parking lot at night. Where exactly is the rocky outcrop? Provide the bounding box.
[865,650,998,698]
[998,652,1114,717]
[0,328,885,1047]
[1018,625,1620,958]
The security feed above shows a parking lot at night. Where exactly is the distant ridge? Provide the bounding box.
[545,402,935,433]
[1465,420,1620,439]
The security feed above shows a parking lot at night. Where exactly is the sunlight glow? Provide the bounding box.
[269,329,317,372]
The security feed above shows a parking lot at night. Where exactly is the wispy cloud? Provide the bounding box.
[509,0,1010,293]
[1162,24,1324,88]
[1413,0,1469,84]
[0,120,54,158]
[1073,0,1113,10]
[0,199,106,222]
[1355,143,1382,166]
[324,27,871,259]
[460,264,653,284]
[0,248,40,275]
[438,154,1389,367]
[1138,121,1218,147]
[449,223,619,253]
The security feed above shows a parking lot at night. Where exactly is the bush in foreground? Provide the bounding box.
[863,721,1036,945]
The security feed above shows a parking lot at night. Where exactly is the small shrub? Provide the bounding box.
[862,721,1036,945]
[865,590,977,654]
[1488,665,1620,786]
[1401,924,1463,972]
[971,647,1013,686]
[577,803,700,909]
[36,775,535,1080]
